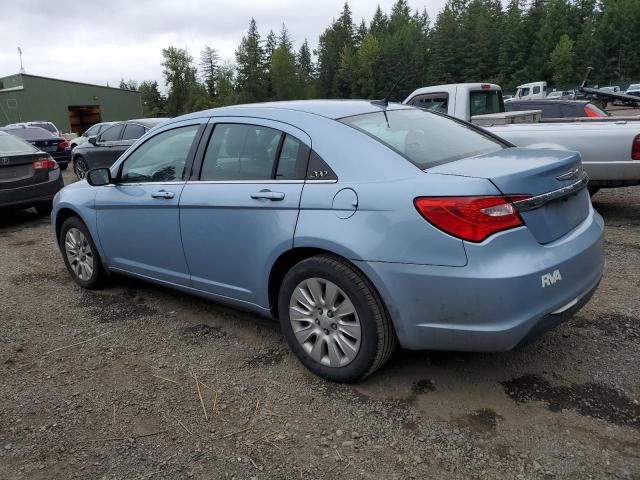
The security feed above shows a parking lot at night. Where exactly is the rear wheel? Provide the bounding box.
[74,156,89,179]
[588,186,600,197]
[278,255,396,382]
[59,163,68,171]
[59,216,107,289]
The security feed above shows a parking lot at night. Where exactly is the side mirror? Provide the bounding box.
[86,168,112,186]
[88,136,97,145]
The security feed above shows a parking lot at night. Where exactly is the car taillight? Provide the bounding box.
[583,104,604,118]
[632,135,640,160]
[414,195,530,242]
[32,157,59,170]
[58,139,70,150]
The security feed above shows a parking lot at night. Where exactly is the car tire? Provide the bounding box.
[34,202,53,216]
[59,216,107,289]
[59,163,68,171]
[278,255,397,382]
[74,156,89,179]
[588,187,600,197]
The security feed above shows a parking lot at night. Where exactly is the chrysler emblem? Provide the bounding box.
[556,166,581,181]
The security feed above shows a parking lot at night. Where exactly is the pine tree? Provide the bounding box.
[317,2,355,97]
[200,45,220,97]
[235,18,266,102]
[270,25,299,100]
[296,39,315,97]
[138,80,164,116]
[548,34,575,85]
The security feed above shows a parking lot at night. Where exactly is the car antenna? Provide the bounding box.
[370,73,406,108]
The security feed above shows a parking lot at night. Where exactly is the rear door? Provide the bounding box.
[179,117,311,307]
[94,120,205,285]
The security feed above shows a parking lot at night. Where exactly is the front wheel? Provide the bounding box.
[74,156,89,179]
[59,216,107,289]
[278,255,396,382]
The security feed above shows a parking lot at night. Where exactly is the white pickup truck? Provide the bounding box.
[403,83,640,194]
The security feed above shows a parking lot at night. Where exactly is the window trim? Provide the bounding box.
[114,123,206,185]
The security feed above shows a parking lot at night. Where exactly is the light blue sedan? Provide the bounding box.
[52,101,604,382]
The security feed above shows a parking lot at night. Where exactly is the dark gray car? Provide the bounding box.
[71,118,167,178]
[0,131,64,215]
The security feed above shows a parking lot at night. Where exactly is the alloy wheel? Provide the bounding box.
[64,228,94,281]
[288,277,361,367]
[74,158,88,179]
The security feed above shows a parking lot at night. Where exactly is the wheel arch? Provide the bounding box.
[55,207,82,242]
[267,247,390,322]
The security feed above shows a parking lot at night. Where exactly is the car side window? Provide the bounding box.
[122,124,147,141]
[533,86,541,94]
[200,124,283,181]
[84,125,99,137]
[119,125,199,184]
[521,88,530,97]
[99,124,123,142]
[275,134,309,180]
[409,93,449,114]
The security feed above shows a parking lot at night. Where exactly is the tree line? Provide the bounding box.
[121,0,640,117]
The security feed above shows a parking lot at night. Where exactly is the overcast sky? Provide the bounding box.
[0,0,448,90]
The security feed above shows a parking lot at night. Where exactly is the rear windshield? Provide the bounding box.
[0,134,39,155]
[29,122,57,133]
[469,90,504,116]
[339,109,504,170]
[4,127,54,140]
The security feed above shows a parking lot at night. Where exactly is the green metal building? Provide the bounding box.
[0,73,143,134]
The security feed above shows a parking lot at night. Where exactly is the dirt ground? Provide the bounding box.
[0,169,638,479]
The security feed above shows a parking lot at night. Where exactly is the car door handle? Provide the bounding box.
[251,190,285,201]
[151,190,175,199]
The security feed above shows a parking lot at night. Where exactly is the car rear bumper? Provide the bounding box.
[584,161,640,187]
[0,170,64,208]
[356,206,605,352]
[51,150,71,166]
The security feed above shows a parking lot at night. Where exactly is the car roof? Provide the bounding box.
[124,118,168,128]
[177,100,414,122]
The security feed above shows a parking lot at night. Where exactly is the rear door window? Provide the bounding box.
[122,124,147,141]
[200,124,282,181]
[408,93,449,114]
[99,124,123,142]
[533,86,541,94]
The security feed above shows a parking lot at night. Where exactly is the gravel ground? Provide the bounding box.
[0,170,638,479]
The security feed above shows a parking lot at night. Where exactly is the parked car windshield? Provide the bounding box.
[0,133,39,155]
[340,109,504,169]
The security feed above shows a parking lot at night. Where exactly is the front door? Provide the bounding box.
[179,117,311,308]
[89,123,124,169]
[95,121,203,286]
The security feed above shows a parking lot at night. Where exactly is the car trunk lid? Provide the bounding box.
[0,152,52,188]
[427,147,590,244]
